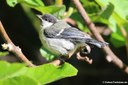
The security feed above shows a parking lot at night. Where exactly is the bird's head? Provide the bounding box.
[37,14,57,29]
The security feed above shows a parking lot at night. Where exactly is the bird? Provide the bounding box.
[37,14,108,59]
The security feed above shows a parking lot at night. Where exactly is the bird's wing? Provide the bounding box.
[56,27,89,38]
[44,27,108,48]
[44,27,91,42]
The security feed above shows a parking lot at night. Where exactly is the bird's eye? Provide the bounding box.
[44,18,48,21]
[48,20,52,22]
[44,18,52,22]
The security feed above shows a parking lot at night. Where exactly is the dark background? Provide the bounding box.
[0,0,128,85]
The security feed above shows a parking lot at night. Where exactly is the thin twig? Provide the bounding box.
[64,18,76,26]
[72,0,128,74]
[0,21,35,67]
[120,27,128,58]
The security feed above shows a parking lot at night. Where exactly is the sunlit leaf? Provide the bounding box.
[25,62,78,84]
[6,0,44,7]
[0,61,26,79]
[0,61,77,85]
[1,76,39,85]
[40,47,56,61]
[6,0,66,19]
[34,5,66,19]
[95,0,128,47]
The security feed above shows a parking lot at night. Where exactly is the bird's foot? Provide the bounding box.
[76,52,93,64]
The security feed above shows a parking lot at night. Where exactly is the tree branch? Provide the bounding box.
[0,21,35,67]
[72,0,128,74]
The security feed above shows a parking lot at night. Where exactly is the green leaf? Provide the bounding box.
[25,62,78,85]
[34,5,66,19]
[81,0,100,14]
[6,0,18,7]
[6,0,66,19]
[0,61,77,85]
[1,76,39,85]
[91,3,114,25]
[109,0,128,21]
[0,61,26,79]
[95,0,128,47]
[40,47,56,61]
[111,33,126,47]
[6,0,44,7]
[88,2,115,32]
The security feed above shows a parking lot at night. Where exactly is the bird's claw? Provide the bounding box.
[76,52,93,64]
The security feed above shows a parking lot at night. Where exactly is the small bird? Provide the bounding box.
[37,14,108,58]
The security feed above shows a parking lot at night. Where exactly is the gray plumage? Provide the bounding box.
[38,14,108,56]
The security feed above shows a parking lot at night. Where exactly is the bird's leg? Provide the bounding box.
[76,44,91,54]
[76,52,93,64]
[68,44,91,58]
[76,44,93,64]
[50,55,67,66]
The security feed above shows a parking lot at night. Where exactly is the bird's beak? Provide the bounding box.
[36,15,42,20]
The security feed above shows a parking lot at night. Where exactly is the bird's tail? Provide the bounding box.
[85,38,108,48]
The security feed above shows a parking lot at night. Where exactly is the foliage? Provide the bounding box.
[84,0,128,47]
[6,0,68,61]
[71,0,128,48]
[6,0,66,19]
[1,1,78,85]
[1,0,128,84]
[95,0,128,47]
[7,0,128,58]
[0,61,77,85]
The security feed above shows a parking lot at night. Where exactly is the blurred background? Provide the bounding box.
[0,0,128,85]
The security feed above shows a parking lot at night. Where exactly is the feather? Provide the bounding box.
[43,21,108,48]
